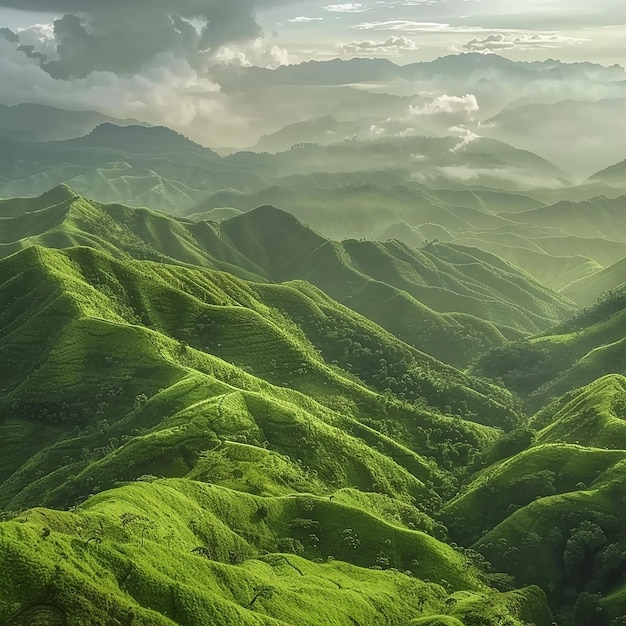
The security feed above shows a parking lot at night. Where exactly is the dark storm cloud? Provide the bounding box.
[0,0,293,78]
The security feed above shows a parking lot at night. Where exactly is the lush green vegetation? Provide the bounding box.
[3,184,626,625]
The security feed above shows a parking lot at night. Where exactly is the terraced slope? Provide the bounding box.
[473,287,626,406]
[0,187,575,367]
[0,239,556,625]
[562,257,626,306]
[0,480,552,626]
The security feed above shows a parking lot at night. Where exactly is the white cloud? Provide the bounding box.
[0,38,254,145]
[410,94,479,116]
[350,20,456,32]
[288,16,324,23]
[448,124,480,152]
[324,3,368,12]
[15,22,58,58]
[433,165,565,189]
[463,32,588,53]
[338,35,418,55]
[214,39,290,69]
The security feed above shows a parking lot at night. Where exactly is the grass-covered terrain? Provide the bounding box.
[4,184,626,625]
[0,187,575,367]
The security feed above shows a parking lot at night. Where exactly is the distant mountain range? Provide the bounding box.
[0,103,148,142]
[216,54,625,89]
[482,98,626,177]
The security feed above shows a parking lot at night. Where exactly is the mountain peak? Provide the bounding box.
[40,184,80,204]
[64,123,218,156]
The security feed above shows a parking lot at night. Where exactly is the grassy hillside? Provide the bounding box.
[562,257,626,306]
[591,160,626,187]
[0,226,557,623]
[472,287,626,406]
[0,188,575,367]
[8,182,626,625]
[0,480,552,626]
[502,196,626,243]
[219,206,574,366]
[1,240,531,512]
[438,374,626,624]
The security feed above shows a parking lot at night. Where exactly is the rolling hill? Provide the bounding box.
[0,204,558,624]
[6,181,626,624]
[591,159,626,187]
[472,286,626,408]
[0,187,575,367]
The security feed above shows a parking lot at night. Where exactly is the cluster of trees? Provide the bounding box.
[474,339,560,394]
[554,287,626,335]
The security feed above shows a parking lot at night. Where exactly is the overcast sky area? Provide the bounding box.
[1,0,625,66]
[0,1,624,146]
[263,0,626,64]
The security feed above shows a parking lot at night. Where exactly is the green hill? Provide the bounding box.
[440,374,626,623]
[1,241,528,512]
[562,257,626,306]
[0,188,575,367]
[591,160,626,187]
[0,479,552,626]
[8,183,626,625]
[471,286,626,405]
[219,206,574,365]
[0,103,148,142]
[0,235,556,624]
[502,196,626,242]
[61,123,219,157]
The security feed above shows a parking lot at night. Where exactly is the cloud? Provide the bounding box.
[214,38,289,68]
[324,3,368,12]
[338,35,418,55]
[432,165,565,189]
[447,124,480,152]
[350,20,456,32]
[410,94,479,116]
[288,16,324,23]
[0,38,219,120]
[0,0,295,78]
[463,32,588,53]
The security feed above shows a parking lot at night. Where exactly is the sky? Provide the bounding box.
[259,0,626,64]
[1,0,625,68]
[0,0,624,146]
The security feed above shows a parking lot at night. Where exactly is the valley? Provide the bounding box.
[1,48,626,626]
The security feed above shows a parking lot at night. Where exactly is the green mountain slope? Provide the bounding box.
[440,374,626,624]
[0,479,552,626]
[472,287,626,405]
[591,160,626,187]
[218,206,574,365]
[562,257,626,306]
[502,196,626,242]
[0,103,147,142]
[0,188,575,367]
[0,237,556,624]
[1,242,527,512]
